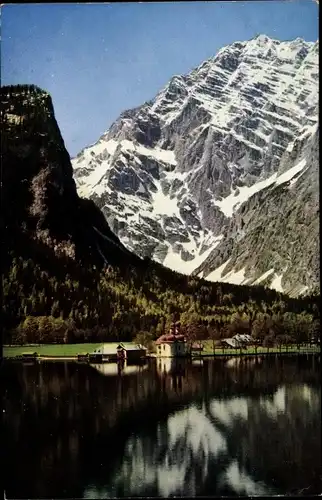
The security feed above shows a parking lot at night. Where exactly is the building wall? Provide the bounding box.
[92,344,146,361]
[126,349,146,362]
[156,342,187,357]
[174,342,187,357]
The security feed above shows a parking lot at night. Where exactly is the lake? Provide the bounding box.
[2,355,321,498]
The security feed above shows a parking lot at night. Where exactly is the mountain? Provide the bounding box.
[1,84,141,271]
[1,84,319,346]
[72,35,319,297]
[1,83,149,338]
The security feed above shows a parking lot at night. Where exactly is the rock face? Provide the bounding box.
[72,35,319,296]
[194,125,319,297]
[1,84,139,269]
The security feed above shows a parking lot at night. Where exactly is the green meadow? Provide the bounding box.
[3,343,102,358]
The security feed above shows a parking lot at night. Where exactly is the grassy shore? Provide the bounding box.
[3,342,320,359]
[3,343,102,358]
[196,341,320,356]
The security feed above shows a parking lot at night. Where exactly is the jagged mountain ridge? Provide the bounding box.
[72,35,319,296]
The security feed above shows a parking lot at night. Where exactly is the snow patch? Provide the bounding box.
[137,182,146,194]
[121,139,177,165]
[151,179,182,218]
[213,157,308,217]
[286,141,294,153]
[213,174,278,217]
[275,158,307,186]
[74,139,118,166]
[220,267,247,285]
[206,259,231,282]
[270,273,284,293]
[163,236,223,275]
[230,131,263,152]
[253,268,275,284]
[77,160,113,197]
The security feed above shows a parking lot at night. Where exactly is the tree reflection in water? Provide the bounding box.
[2,356,321,498]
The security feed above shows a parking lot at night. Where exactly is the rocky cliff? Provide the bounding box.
[1,84,139,270]
[194,123,319,297]
[72,35,319,296]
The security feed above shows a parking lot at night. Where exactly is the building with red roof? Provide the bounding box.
[155,323,188,357]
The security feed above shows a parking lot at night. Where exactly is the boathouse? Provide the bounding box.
[156,323,187,358]
[91,342,147,362]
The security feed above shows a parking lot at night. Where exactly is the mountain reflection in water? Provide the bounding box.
[3,355,321,498]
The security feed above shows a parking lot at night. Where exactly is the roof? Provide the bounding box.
[222,334,254,347]
[192,342,204,350]
[122,344,147,351]
[92,342,147,354]
[222,338,238,348]
[155,334,186,345]
[233,334,252,343]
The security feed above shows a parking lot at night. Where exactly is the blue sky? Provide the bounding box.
[2,1,319,157]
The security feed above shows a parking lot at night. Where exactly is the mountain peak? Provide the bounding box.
[251,33,272,42]
[1,84,139,269]
[72,36,319,296]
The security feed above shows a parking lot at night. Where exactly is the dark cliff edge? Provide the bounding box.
[1,84,140,270]
[1,85,319,343]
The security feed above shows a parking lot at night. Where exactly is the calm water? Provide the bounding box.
[2,355,321,498]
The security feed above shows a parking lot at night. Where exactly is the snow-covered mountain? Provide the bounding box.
[72,35,319,296]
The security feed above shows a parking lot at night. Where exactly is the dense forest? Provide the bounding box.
[1,84,320,347]
[3,243,320,347]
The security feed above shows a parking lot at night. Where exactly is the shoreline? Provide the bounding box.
[3,350,320,362]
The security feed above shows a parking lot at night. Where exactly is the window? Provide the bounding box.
[163,345,166,351]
